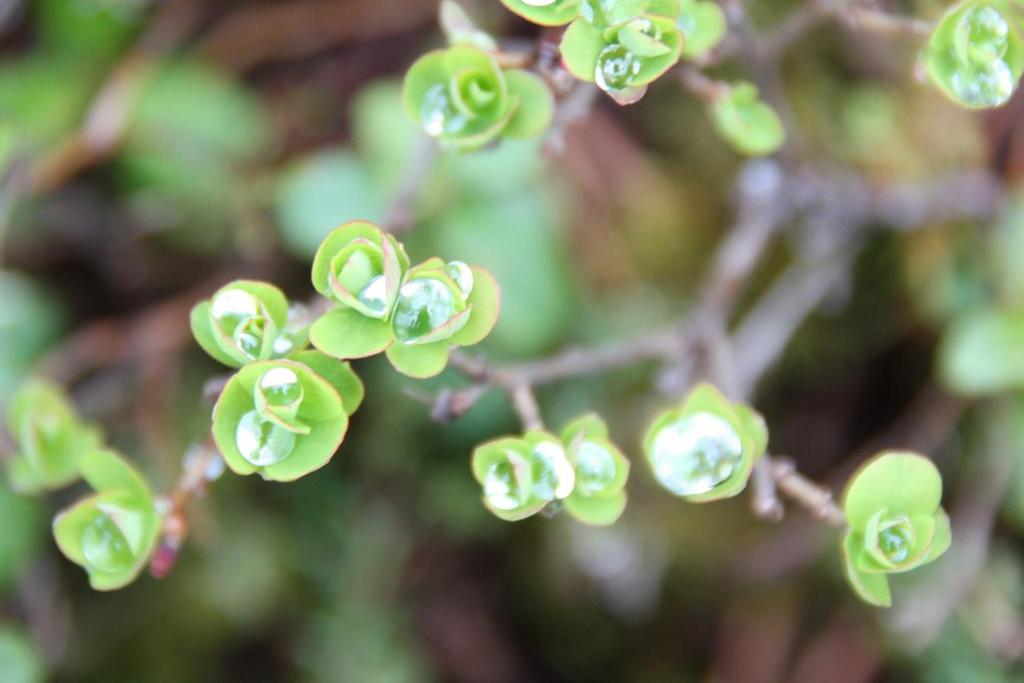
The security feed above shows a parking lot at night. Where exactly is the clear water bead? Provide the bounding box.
[446,261,474,298]
[483,452,527,510]
[878,519,914,563]
[234,318,266,359]
[393,278,456,344]
[211,288,259,336]
[259,367,303,408]
[595,43,641,93]
[650,412,743,496]
[421,84,466,137]
[82,512,134,572]
[951,59,1015,107]
[531,440,575,501]
[236,410,296,466]
[357,275,390,318]
[955,5,1009,66]
[574,441,617,495]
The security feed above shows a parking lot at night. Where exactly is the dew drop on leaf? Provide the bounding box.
[950,59,1015,107]
[878,518,915,563]
[650,412,743,496]
[531,440,575,501]
[484,452,527,511]
[236,410,296,466]
[421,84,466,137]
[357,275,390,318]
[82,512,135,573]
[258,367,303,409]
[954,4,1009,66]
[574,441,617,495]
[445,261,474,298]
[211,288,260,336]
[595,43,641,93]
[393,278,456,344]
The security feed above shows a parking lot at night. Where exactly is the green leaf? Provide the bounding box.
[560,19,605,82]
[710,82,785,156]
[212,361,348,481]
[290,351,365,416]
[79,450,152,502]
[190,280,293,368]
[560,413,610,442]
[385,341,451,379]
[502,70,556,139]
[677,0,727,59]
[938,307,1024,395]
[441,0,499,50]
[843,451,944,529]
[449,266,502,347]
[0,624,44,683]
[310,307,396,359]
[922,508,953,564]
[924,0,1024,109]
[565,489,627,525]
[5,380,100,493]
[499,0,582,26]
[0,476,43,592]
[35,0,139,62]
[843,533,893,607]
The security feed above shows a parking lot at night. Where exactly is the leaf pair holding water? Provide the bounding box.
[309,221,501,379]
[643,383,767,502]
[403,45,553,151]
[841,451,951,607]
[472,414,631,525]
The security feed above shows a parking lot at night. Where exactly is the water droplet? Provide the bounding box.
[595,43,641,93]
[581,0,614,24]
[272,335,294,356]
[234,318,267,360]
[531,440,575,501]
[445,261,474,297]
[211,289,259,336]
[82,511,134,572]
[955,5,1009,66]
[357,275,390,318]
[950,59,1015,107]
[236,410,296,466]
[393,278,456,344]
[575,441,617,495]
[259,367,303,408]
[421,84,466,137]
[483,452,528,510]
[650,412,743,496]
[878,518,915,563]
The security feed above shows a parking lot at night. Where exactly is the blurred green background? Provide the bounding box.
[2,0,1024,681]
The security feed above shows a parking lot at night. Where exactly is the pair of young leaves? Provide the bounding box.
[191,221,500,481]
[3,381,160,590]
[472,414,632,525]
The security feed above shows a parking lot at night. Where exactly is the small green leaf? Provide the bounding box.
[560,19,605,82]
[449,266,502,347]
[0,624,44,683]
[310,307,396,359]
[709,82,785,156]
[843,451,944,530]
[938,307,1024,395]
[290,351,365,416]
[212,361,348,481]
[503,70,556,139]
[385,341,451,379]
[923,0,1024,109]
[190,280,297,368]
[843,533,893,607]
[498,0,582,26]
[677,0,727,59]
[565,488,627,525]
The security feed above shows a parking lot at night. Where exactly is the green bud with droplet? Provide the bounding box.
[643,383,767,502]
[308,222,501,377]
[561,10,682,104]
[561,414,630,525]
[403,45,554,151]
[841,451,951,607]
[52,450,160,591]
[212,355,362,481]
[4,380,102,493]
[923,0,1024,109]
[709,82,785,156]
[191,280,308,368]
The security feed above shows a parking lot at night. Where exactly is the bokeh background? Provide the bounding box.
[2,0,1024,681]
